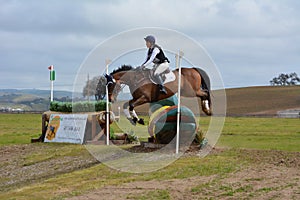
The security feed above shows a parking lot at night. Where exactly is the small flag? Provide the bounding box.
[48,65,54,70]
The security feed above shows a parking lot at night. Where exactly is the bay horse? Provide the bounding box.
[105,65,212,125]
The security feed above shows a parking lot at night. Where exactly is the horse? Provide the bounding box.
[105,65,212,125]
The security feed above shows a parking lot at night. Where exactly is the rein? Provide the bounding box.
[134,69,152,87]
[110,67,153,96]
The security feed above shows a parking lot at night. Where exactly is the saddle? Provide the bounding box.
[135,67,176,85]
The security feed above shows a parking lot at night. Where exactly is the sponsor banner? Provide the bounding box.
[44,114,88,144]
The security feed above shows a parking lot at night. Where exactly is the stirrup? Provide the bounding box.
[159,85,167,94]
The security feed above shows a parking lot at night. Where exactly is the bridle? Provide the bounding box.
[106,75,125,97]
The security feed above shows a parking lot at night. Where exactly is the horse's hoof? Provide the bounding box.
[138,118,145,125]
[127,118,136,126]
[205,110,212,116]
[133,117,138,124]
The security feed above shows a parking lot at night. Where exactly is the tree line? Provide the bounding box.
[83,76,106,100]
[270,72,300,86]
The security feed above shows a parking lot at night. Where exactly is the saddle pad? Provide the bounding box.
[164,71,176,84]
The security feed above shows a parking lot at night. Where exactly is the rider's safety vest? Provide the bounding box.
[146,44,170,64]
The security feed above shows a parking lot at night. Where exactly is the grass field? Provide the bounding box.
[1,114,299,151]
[218,117,300,151]
[0,114,41,145]
[0,113,299,199]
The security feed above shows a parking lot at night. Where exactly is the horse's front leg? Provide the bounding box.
[123,96,147,125]
[129,106,145,125]
[130,95,150,125]
[123,101,142,125]
[123,102,135,125]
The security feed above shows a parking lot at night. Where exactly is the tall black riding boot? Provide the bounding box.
[155,75,167,94]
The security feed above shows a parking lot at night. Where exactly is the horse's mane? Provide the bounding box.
[110,65,134,75]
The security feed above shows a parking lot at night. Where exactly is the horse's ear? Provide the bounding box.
[104,74,109,79]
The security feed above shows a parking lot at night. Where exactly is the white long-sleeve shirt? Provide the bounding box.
[142,47,160,67]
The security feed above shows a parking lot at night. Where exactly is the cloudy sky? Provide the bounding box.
[1,0,299,91]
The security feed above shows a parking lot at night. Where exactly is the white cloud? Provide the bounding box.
[0,0,299,90]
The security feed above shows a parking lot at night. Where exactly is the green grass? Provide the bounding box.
[0,114,41,145]
[0,148,243,200]
[197,116,300,152]
[190,181,263,198]
[1,114,299,152]
[0,114,299,199]
[217,117,300,152]
[126,189,170,200]
[111,116,150,139]
[21,143,88,166]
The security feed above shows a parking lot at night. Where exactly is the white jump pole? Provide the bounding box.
[105,59,111,145]
[176,51,184,154]
[50,79,54,102]
[48,65,55,102]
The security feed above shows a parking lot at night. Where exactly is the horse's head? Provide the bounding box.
[105,74,121,103]
[105,65,135,102]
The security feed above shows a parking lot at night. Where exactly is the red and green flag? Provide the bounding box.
[48,65,55,81]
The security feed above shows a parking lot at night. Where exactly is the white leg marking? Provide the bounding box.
[123,109,131,118]
[130,110,139,120]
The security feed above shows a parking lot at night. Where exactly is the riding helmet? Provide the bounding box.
[144,35,156,44]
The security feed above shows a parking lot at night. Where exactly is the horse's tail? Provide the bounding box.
[193,68,211,107]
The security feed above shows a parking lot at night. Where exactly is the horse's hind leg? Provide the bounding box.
[196,89,212,116]
[196,89,208,98]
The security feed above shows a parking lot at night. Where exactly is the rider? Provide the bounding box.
[141,35,170,94]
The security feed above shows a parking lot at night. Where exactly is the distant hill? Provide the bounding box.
[225,85,300,116]
[111,85,300,116]
[0,86,299,115]
[0,89,73,99]
[0,89,76,111]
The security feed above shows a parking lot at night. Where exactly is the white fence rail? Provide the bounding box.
[277,109,300,118]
